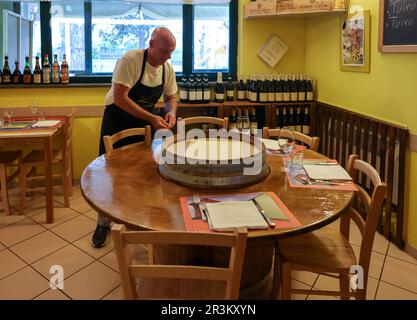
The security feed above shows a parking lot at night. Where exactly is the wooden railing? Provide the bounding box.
[312,102,408,248]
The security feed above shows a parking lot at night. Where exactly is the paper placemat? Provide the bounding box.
[32,120,61,128]
[303,163,353,181]
[179,192,302,233]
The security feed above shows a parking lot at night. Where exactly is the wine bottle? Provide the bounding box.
[249,75,256,102]
[12,61,21,84]
[275,74,283,102]
[42,54,51,84]
[250,108,258,135]
[179,76,188,103]
[23,56,32,84]
[290,73,298,102]
[229,108,237,130]
[237,75,246,101]
[60,54,69,84]
[33,56,42,84]
[188,75,196,104]
[245,75,251,101]
[2,56,12,84]
[259,75,268,103]
[281,107,288,127]
[298,74,306,101]
[288,107,295,131]
[303,106,310,135]
[268,74,275,102]
[214,72,224,103]
[295,107,302,132]
[275,107,282,129]
[226,74,234,101]
[195,75,203,104]
[52,54,60,84]
[306,75,314,101]
[283,74,290,102]
[0,66,2,84]
[202,108,209,131]
[202,74,211,103]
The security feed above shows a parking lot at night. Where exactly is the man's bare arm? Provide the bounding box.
[163,94,178,128]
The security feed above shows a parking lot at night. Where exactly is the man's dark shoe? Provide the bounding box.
[92,224,111,248]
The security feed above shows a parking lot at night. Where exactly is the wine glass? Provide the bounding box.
[4,110,14,126]
[278,127,296,171]
[236,115,250,135]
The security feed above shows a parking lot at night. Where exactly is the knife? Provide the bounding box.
[252,198,275,228]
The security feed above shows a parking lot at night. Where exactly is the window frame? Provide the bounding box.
[38,0,238,83]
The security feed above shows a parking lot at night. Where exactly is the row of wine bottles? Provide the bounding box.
[178,72,315,104]
[275,106,311,135]
[0,54,69,85]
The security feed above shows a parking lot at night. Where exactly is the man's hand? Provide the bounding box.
[150,115,170,130]
[164,111,176,128]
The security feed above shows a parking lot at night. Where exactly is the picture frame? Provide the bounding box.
[340,9,370,73]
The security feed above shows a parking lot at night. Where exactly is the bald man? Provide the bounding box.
[93,27,178,248]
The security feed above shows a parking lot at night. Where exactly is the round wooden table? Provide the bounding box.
[81,142,353,295]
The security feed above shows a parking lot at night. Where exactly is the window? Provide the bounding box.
[1,0,237,82]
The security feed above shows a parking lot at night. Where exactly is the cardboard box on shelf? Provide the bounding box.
[334,0,347,9]
[244,0,276,16]
[293,0,323,11]
[276,0,294,12]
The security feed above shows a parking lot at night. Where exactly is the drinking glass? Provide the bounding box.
[30,105,39,120]
[278,127,296,171]
[4,110,14,126]
[236,115,250,134]
[290,149,304,170]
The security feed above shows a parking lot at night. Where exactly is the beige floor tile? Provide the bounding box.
[0,266,50,300]
[99,250,119,272]
[10,231,68,264]
[54,187,83,206]
[0,242,5,251]
[102,285,124,300]
[21,194,52,217]
[62,261,120,300]
[349,224,389,254]
[31,207,80,229]
[313,273,378,300]
[83,209,98,221]
[73,232,114,259]
[50,215,96,243]
[0,249,27,280]
[291,270,318,286]
[34,288,71,300]
[0,218,46,247]
[376,281,417,300]
[0,214,26,230]
[387,243,417,265]
[351,244,386,279]
[32,244,95,280]
[69,196,92,214]
[381,256,417,293]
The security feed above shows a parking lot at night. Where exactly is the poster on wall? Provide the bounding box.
[257,34,288,68]
[340,9,371,72]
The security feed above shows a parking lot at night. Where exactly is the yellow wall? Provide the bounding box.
[305,0,417,247]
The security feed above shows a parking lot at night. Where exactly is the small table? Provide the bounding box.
[0,118,66,223]
[81,143,354,294]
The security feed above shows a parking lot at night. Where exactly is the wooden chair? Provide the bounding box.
[177,116,229,131]
[112,224,247,300]
[272,154,387,300]
[263,127,320,151]
[0,151,24,215]
[103,125,152,152]
[19,113,74,210]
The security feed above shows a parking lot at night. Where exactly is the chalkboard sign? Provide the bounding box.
[379,0,417,52]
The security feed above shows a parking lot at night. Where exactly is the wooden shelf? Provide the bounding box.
[244,9,346,20]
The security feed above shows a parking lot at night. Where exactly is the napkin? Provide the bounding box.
[303,164,353,181]
[32,120,60,128]
[252,193,289,220]
[205,201,268,231]
[261,138,288,151]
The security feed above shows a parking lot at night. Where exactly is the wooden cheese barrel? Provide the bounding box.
[157,134,270,189]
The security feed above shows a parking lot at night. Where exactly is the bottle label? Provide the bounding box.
[52,72,60,83]
[203,90,211,101]
[268,92,275,102]
[43,68,51,83]
[307,92,314,101]
[3,75,11,83]
[250,123,258,135]
[196,90,203,101]
[275,92,283,102]
[180,89,188,100]
[246,90,250,99]
[296,125,302,132]
[189,91,196,101]
[238,91,245,100]
[215,93,224,100]
[227,90,234,98]
[61,69,69,83]
[259,93,268,102]
[23,75,32,84]
[33,74,42,84]
[291,92,298,101]
[303,125,310,135]
[283,93,290,101]
[298,92,306,101]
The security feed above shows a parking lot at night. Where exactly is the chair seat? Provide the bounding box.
[22,149,63,165]
[0,151,21,164]
[137,278,227,300]
[279,226,357,273]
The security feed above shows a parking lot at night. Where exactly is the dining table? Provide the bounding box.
[0,116,66,223]
[81,140,354,297]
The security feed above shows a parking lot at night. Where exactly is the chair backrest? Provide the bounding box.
[103,125,152,152]
[62,111,75,163]
[262,127,320,151]
[178,116,229,131]
[112,224,247,300]
[342,154,387,283]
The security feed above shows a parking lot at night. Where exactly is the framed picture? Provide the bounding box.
[340,9,370,72]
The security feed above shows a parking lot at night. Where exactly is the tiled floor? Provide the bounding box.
[1,186,417,300]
